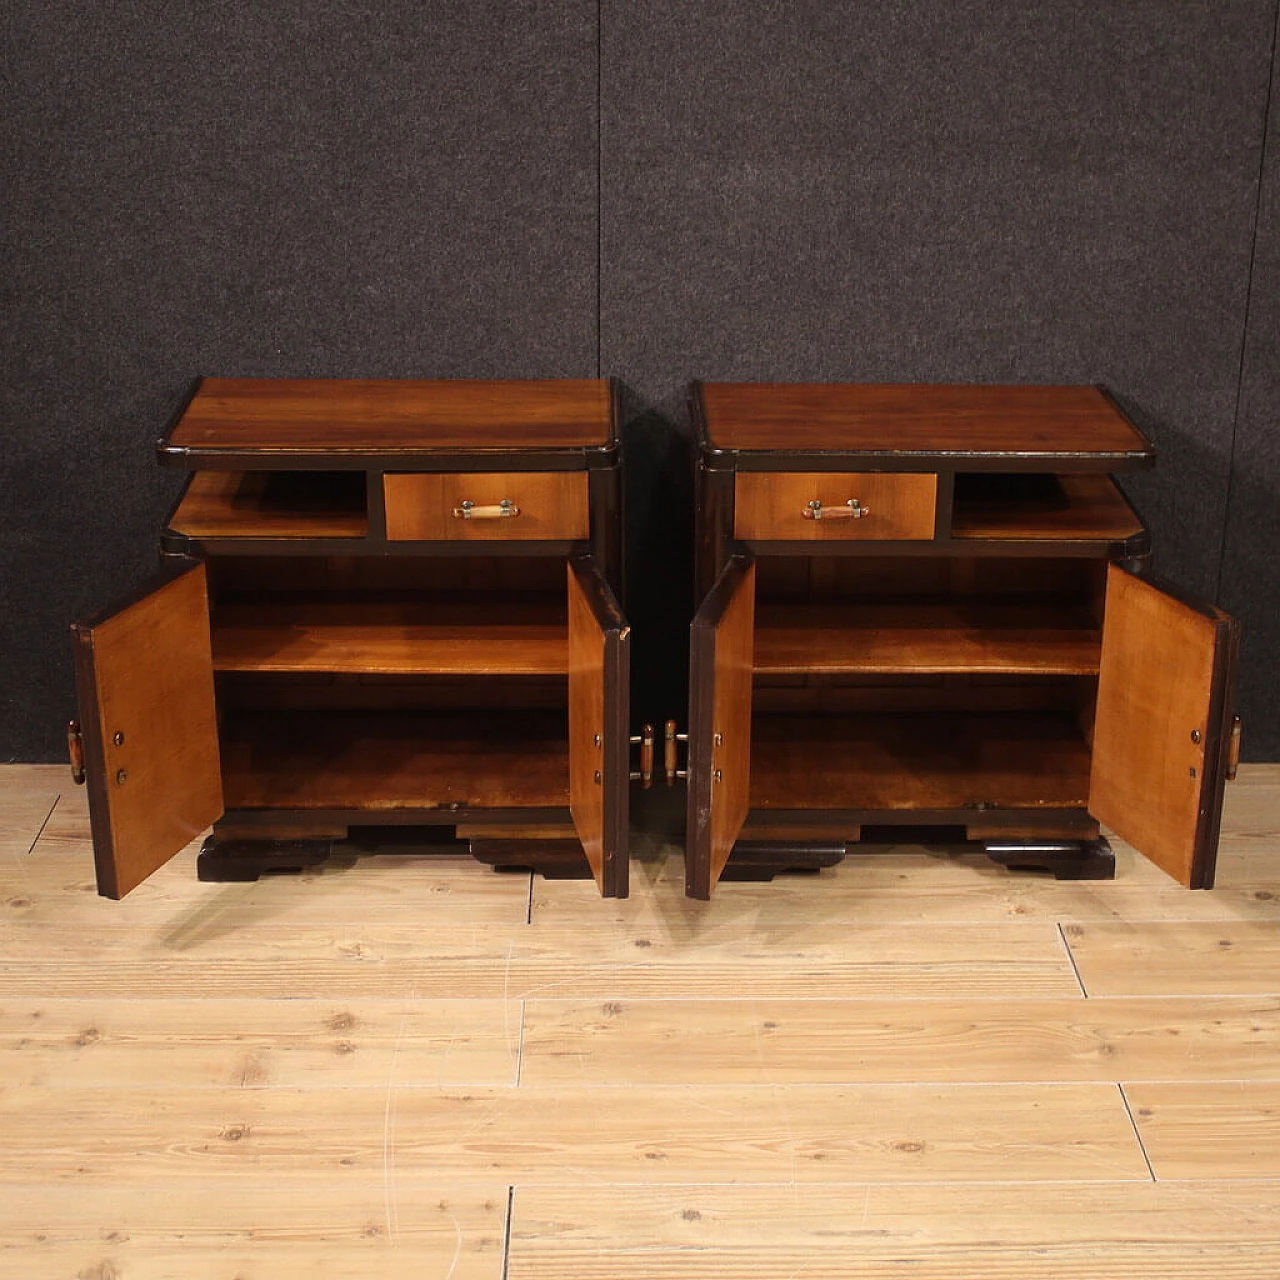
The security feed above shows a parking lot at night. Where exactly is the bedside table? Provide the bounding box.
[684,382,1241,899]
[69,378,632,899]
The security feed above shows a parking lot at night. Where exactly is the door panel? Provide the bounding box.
[71,561,224,899]
[1090,563,1239,888]
[567,555,630,897]
[686,555,756,899]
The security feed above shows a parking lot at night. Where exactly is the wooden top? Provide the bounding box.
[697,383,1154,470]
[162,378,615,465]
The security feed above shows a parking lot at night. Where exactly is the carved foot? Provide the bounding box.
[196,836,334,882]
[984,837,1116,881]
[468,838,594,881]
[720,841,847,882]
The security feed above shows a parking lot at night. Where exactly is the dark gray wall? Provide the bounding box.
[4,1,1279,759]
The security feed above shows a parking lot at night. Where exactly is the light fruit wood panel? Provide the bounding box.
[71,563,223,899]
[951,472,1145,541]
[509,1181,1280,1280]
[687,557,755,898]
[1090,565,1237,888]
[0,998,520,1089]
[384,471,588,540]
[754,602,1101,674]
[701,382,1152,457]
[520,996,1280,1086]
[169,470,368,538]
[0,1083,1149,1185]
[0,920,1083,1000]
[1062,921,1280,996]
[212,599,567,675]
[1,1183,508,1280]
[1125,1082,1280,1179]
[168,377,612,452]
[735,471,937,540]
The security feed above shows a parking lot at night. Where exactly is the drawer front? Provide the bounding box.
[384,471,590,541]
[734,471,938,541]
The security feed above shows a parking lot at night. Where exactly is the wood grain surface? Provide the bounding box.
[167,378,613,453]
[212,599,568,675]
[753,602,1101,674]
[734,471,938,540]
[700,382,1152,458]
[384,471,589,540]
[5,763,1280,1277]
[169,470,368,539]
[951,472,1145,540]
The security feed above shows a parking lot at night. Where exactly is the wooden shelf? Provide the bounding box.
[169,471,368,539]
[212,598,567,675]
[220,710,570,811]
[754,603,1101,675]
[748,712,1091,811]
[950,473,1143,542]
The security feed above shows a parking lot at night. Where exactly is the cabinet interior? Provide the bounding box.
[949,471,1142,541]
[749,554,1103,814]
[206,555,573,814]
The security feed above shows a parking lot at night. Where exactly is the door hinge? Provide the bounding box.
[67,720,86,785]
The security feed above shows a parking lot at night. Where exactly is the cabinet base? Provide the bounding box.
[984,837,1116,881]
[197,836,335,882]
[722,841,848,882]
[468,838,595,880]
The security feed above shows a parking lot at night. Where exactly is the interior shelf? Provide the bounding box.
[748,711,1091,811]
[212,597,567,675]
[219,709,570,811]
[169,471,368,539]
[753,602,1101,675]
[950,473,1143,541]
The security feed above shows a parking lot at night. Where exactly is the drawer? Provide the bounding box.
[384,471,590,541]
[734,471,938,541]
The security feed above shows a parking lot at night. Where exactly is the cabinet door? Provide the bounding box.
[686,555,756,899]
[71,561,224,899]
[1090,563,1239,888]
[567,555,630,898]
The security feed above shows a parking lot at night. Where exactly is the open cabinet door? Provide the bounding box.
[1090,563,1239,888]
[686,555,756,899]
[568,555,630,898]
[71,561,223,899]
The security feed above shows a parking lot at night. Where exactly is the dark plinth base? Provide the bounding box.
[469,838,595,880]
[721,841,848,882]
[984,837,1116,881]
[197,837,335,882]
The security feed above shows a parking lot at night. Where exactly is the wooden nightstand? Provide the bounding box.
[68,378,632,899]
[684,382,1241,899]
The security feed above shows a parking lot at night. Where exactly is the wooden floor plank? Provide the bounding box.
[1125,1082,1280,1180]
[521,996,1280,1085]
[0,998,520,1088]
[0,1182,507,1279]
[0,1084,1149,1185]
[1063,921,1280,996]
[509,1181,1280,1279]
[0,918,1081,1000]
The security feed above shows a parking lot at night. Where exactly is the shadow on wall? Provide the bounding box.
[621,390,694,731]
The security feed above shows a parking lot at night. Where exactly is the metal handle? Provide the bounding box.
[67,720,85,785]
[664,719,689,786]
[629,723,656,788]
[452,499,520,520]
[1226,715,1242,781]
[801,498,867,521]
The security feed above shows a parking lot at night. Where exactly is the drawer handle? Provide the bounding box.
[452,499,521,520]
[802,498,868,521]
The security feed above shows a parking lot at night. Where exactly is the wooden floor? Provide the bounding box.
[3,764,1280,1277]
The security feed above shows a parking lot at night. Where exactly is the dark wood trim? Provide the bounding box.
[569,553,630,898]
[588,463,624,599]
[219,806,576,827]
[741,805,1094,830]
[151,377,204,466]
[933,470,955,539]
[739,533,1152,559]
[720,449,1157,474]
[694,464,736,599]
[469,838,595,880]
